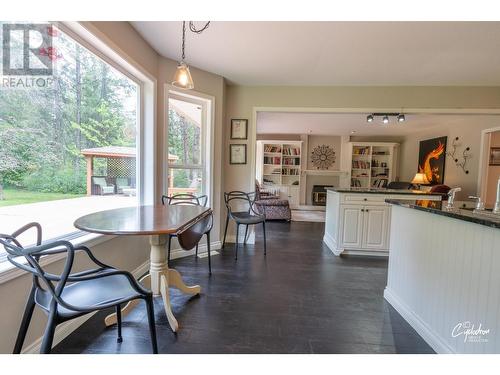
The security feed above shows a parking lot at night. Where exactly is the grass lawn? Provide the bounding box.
[0,188,84,207]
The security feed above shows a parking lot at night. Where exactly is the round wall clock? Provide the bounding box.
[311,144,336,169]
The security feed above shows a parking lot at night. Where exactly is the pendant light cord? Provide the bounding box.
[181,21,211,61]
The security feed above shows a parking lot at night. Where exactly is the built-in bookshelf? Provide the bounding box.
[256,141,302,187]
[349,143,399,188]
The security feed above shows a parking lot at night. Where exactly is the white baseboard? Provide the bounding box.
[224,235,256,245]
[294,205,326,211]
[383,287,455,354]
[22,259,149,354]
[322,232,336,253]
[169,240,222,259]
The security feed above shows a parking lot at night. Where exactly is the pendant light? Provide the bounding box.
[172,21,210,90]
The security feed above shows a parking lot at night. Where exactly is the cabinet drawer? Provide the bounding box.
[342,194,386,204]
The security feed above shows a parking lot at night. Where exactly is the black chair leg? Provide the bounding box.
[222,215,229,249]
[40,308,57,354]
[244,225,249,244]
[206,231,211,275]
[116,304,123,343]
[167,235,172,267]
[262,221,267,256]
[195,244,199,257]
[13,286,36,354]
[145,296,158,354]
[235,223,240,260]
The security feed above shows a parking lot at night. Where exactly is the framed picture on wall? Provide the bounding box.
[230,119,248,140]
[230,144,247,164]
[417,136,447,185]
[490,147,500,166]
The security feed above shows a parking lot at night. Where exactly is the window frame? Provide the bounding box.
[165,86,214,207]
[167,94,206,196]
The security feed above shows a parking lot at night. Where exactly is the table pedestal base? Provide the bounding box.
[104,234,200,332]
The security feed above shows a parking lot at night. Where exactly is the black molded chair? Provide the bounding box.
[161,194,213,274]
[0,223,158,354]
[222,191,267,260]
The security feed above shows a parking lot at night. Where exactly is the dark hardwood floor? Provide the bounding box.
[53,221,434,354]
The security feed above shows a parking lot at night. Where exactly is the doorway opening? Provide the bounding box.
[479,128,500,209]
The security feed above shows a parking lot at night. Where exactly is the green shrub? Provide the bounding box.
[22,167,86,194]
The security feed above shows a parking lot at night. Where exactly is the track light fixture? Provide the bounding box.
[366,113,406,124]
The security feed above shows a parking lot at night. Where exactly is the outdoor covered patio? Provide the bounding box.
[81,146,186,196]
[81,146,137,196]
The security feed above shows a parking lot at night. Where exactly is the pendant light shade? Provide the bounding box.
[172,21,210,90]
[172,62,194,89]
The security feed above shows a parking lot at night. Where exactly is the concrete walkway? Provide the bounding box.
[0,195,136,244]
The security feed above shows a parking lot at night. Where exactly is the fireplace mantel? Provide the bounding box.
[303,169,349,176]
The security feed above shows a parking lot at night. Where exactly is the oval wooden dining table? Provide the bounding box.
[74,204,212,332]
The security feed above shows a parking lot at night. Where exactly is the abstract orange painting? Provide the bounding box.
[418,136,447,185]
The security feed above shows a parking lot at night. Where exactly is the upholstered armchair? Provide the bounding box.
[254,181,291,221]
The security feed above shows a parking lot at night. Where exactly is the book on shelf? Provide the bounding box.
[282,168,300,176]
[264,145,282,153]
[283,158,300,165]
[282,147,300,156]
[264,156,281,165]
[352,160,370,169]
[352,147,370,155]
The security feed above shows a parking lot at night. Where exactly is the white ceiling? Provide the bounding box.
[131,21,500,86]
[257,112,500,136]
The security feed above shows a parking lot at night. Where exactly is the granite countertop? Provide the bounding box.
[386,199,500,230]
[326,187,444,196]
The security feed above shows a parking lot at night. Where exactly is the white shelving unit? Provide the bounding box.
[256,140,302,207]
[348,142,399,188]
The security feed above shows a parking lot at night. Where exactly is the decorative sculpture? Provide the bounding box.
[446,137,471,175]
[311,144,336,170]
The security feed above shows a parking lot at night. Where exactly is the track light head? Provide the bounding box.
[367,114,374,123]
[397,114,406,122]
[382,115,389,124]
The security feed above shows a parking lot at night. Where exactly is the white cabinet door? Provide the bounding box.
[361,205,390,250]
[288,186,300,207]
[278,185,289,200]
[339,205,363,248]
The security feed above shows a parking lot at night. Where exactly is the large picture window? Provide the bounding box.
[0,22,139,251]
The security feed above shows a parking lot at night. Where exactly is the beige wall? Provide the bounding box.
[224,85,500,200]
[89,22,159,79]
[399,122,500,199]
[256,133,301,141]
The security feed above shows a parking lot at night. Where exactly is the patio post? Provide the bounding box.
[86,155,93,196]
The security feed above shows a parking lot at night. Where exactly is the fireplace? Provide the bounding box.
[312,185,333,206]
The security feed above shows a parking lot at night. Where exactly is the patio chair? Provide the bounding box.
[116,177,131,194]
[92,177,115,195]
[0,223,158,354]
[161,193,213,274]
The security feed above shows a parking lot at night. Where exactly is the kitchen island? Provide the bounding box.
[323,187,443,256]
[384,199,500,353]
